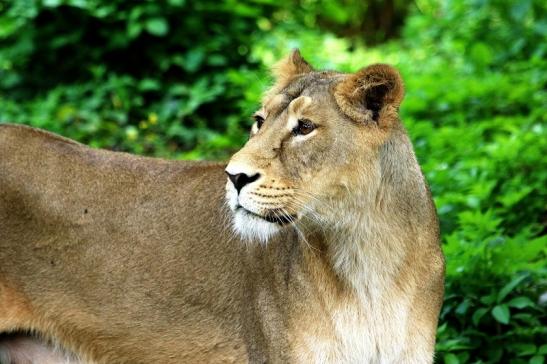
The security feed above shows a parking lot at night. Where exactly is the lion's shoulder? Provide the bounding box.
[0,123,82,148]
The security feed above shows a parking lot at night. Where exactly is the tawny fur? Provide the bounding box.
[0,50,444,363]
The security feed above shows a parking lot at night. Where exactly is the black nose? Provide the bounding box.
[226,172,260,193]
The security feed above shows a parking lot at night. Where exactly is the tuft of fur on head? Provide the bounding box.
[271,49,314,88]
[334,64,404,127]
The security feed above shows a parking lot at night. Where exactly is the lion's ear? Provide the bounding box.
[272,49,314,85]
[334,64,404,126]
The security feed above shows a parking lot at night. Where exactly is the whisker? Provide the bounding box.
[287,193,331,238]
[288,196,328,227]
[278,207,318,252]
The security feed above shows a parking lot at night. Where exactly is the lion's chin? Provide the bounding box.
[232,208,283,244]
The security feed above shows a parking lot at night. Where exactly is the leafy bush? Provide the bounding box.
[1,0,545,362]
[399,1,547,362]
[0,0,279,157]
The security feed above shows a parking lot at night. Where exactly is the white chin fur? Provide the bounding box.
[225,180,280,244]
[232,210,280,244]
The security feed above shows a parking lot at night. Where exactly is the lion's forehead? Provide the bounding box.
[262,72,344,113]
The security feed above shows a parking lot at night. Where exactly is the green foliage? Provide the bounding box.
[0,0,278,157]
[1,0,546,362]
[398,2,546,362]
[398,1,546,362]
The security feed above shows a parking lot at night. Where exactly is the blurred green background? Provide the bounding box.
[0,0,545,362]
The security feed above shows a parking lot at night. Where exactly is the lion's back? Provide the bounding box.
[0,123,234,272]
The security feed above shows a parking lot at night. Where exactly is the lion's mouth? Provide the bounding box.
[236,206,296,226]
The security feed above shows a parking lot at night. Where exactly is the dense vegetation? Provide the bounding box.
[0,0,545,362]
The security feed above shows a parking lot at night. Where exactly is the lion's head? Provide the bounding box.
[225,50,405,242]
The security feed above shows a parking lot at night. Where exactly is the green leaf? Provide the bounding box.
[511,343,537,356]
[138,79,160,92]
[43,0,62,7]
[480,293,497,305]
[498,186,533,207]
[508,296,535,309]
[127,21,142,39]
[145,18,169,36]
[183,48,205,73]
[491,304,510,324]
[530,356,545,364]
[455,298,471,315]
[497,274,528,303]
[435,338,474,351]
[487,347,504,361]
[444,353,460,364]
[539,345,547,355]
[472,307,488,326]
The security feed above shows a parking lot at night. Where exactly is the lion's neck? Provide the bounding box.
[305,136,426,299]
[290,203,417,363]
[306,206,410,303]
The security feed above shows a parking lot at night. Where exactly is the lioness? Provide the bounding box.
[0,50,444,364]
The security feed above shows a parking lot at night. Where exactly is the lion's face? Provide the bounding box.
[225,51,404,242]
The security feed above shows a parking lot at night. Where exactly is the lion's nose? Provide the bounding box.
[226,172,260,193]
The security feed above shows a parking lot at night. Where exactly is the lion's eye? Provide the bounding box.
[293,119,316,136]
[253,115,265,129]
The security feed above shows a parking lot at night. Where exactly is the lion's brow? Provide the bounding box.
[282,79,306,99]
[269,100,291,120]
[263,94,293,120]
